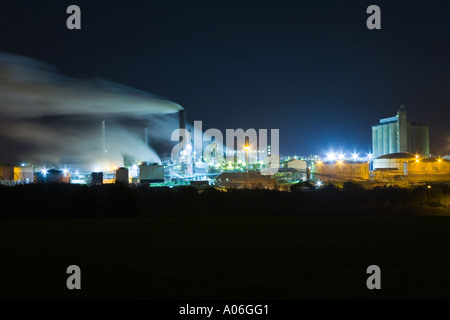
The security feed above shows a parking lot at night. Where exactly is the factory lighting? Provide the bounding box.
[337,160,343,164]
[352,152,358,160]
[367,153,373,159]
[244,145,250,152]
[326,152,336,161]
[63,168,69,175]
[317,181,322,187]
[41,168,48,176]
[338,153,344,160]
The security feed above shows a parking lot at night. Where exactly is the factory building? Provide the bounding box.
[115,167,129,185]
[272,168,305,184]
[282,159,307,171]
[373,152,416,170]
[216,171,274,188]
[372,106,429,158]
[372,153,450,182]
[139,162,164,185]
[0,165,34,183]
[312,161,370,182]
[36,169,70,183]
[0,165,14,181]
[14,166,34,181]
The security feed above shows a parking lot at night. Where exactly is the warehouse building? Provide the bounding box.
[312,160,370,182]
[282,159,307,171]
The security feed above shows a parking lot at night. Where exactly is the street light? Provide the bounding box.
[244,145,249,168]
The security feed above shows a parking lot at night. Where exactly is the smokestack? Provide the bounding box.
[179,109,186,143]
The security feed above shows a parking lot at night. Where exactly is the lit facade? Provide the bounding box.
[372,106,429,158]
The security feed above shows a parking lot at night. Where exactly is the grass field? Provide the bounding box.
[1,216,450,299]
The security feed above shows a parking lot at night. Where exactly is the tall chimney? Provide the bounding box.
[179,109,186,143]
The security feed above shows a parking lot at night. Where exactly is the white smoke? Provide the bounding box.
[0,52,183,170]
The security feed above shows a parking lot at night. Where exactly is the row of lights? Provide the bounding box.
[40,168,70,176]
[325,151,373,161]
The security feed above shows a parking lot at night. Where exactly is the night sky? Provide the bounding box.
[1,0,449,156]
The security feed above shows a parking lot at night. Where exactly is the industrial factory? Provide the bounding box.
[1,100,449,189]
[0,51,446,188]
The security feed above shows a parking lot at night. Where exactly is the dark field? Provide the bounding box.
[1,216,450,299]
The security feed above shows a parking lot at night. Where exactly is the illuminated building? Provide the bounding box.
[372,105,429,158]
[372,153,450,182]
[311,160,370,182]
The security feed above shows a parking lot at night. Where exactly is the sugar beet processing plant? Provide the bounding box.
[0,53,226,186]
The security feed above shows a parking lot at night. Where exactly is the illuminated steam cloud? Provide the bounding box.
[0,52,183,169]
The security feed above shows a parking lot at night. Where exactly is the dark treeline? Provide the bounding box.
[0,182,450,219]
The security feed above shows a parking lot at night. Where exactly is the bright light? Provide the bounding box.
[21,163,25,167]
[317,160,322,165]
[41,168,48,176]
[244,146,250,152]
[415,154,419,159]
[326,152,336,161]
[438,158,442,162]
[317,181,322,187]
[338,153,344,160]
[337,160,343,164]
[63,168,69,175]
[352,152,358,160]
[367,153,373,159]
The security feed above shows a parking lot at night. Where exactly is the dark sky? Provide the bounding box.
[1,0,449,156]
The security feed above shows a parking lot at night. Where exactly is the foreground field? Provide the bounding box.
[1,216,450,299]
